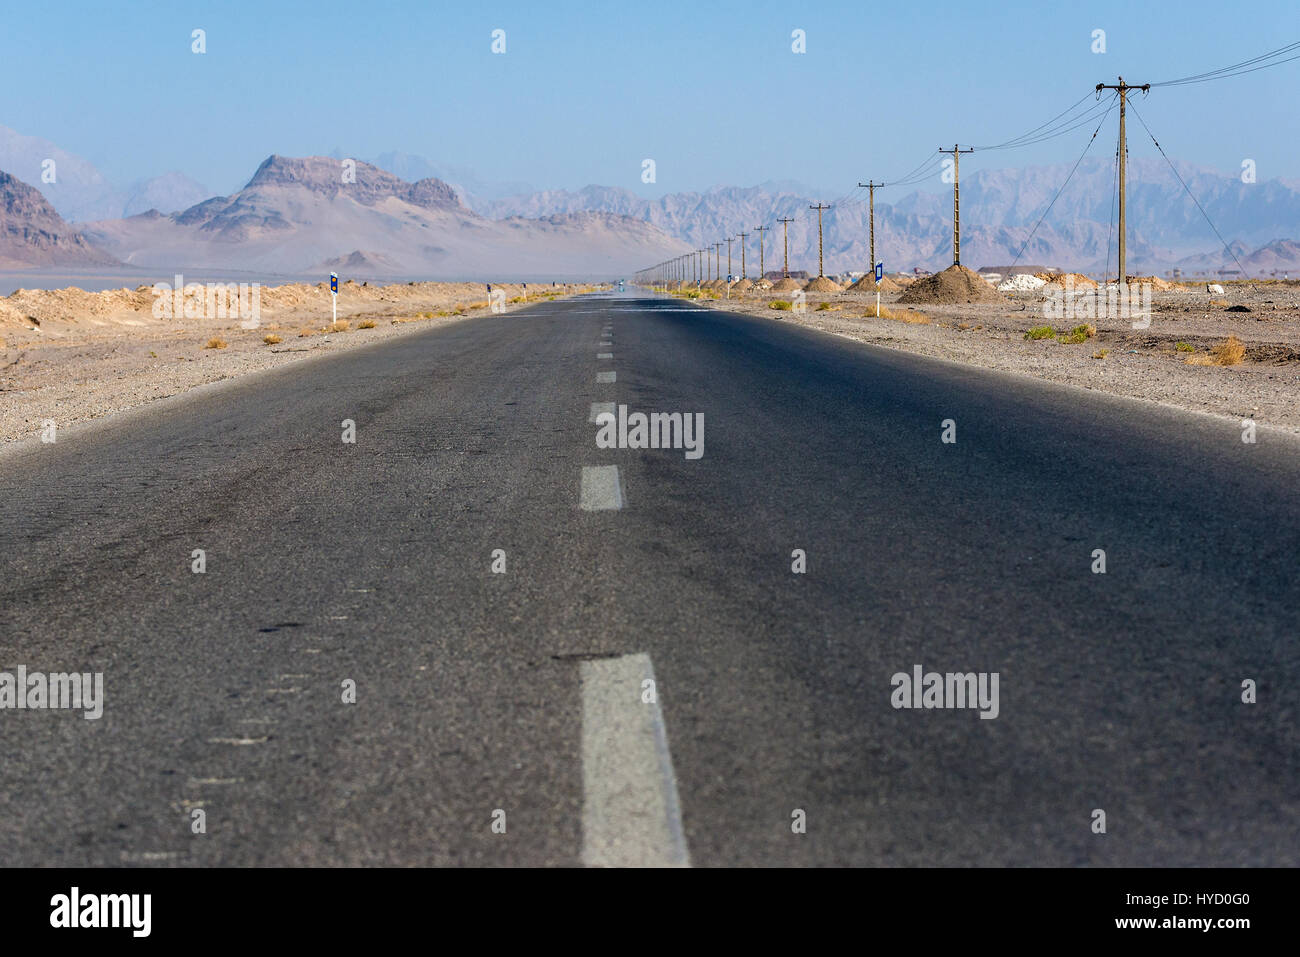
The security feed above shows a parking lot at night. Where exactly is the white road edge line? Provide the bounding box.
[579,465,623,511]
[580,653,690,867]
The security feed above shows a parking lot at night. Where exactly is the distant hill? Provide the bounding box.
[0,170,119,268]
[0,125,211,221]
[78,156,688,277]
[479,159,1300,275]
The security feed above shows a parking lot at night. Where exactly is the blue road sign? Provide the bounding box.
[875,262,884,283]
[330,273,338,294]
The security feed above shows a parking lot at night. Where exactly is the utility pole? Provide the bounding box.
[725,236,733,281]
[937,145,974,266]
[777,217,795,278]
[738,231,748,279]
[1096,77,1149,286]
[714,242,723,281]
[808,203,831,278]
[754,225,767,280]
[858,180,883,282]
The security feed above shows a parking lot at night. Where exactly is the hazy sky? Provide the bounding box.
[5,0,1297,196]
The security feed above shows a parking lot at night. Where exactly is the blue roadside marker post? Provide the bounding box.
[875,261,884,317]
[330,272,338,325]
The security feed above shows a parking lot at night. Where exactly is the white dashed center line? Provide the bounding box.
[589,402,615,423]
[579,466,624,511]
[597,371,616,383]
[206,736,269,746]
[580,653,690,867]
[598,353,613,359]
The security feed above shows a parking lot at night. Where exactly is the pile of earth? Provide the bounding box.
[770,277,804,292]
[731,278,754,292]
[752,278,773,290]
[804,276,843,293]
[1126,275,1176,291]
[1036,271,1098,288]
[898,264,1008,305]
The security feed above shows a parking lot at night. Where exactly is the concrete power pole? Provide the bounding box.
[777,217,795,278]
[938,145,974,266]
[714,242,723,281]
[754,225,767,280]
[1096,77,1149,286]
[725,236,733,281]
[858,180,883,281]
[738,231,748,280]
[808,203,831,278]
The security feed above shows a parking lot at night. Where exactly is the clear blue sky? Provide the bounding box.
[4,0,1297,196]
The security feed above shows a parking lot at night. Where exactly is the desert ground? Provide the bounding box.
[678,274,1300,434]
[4,272,1298,443]
[0,280,595,442]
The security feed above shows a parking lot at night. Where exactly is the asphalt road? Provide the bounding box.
[2,291,1297,867]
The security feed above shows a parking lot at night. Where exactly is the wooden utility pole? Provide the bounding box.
[725,236,733,280]
[754,225,767,280]
[777,217,795,278]
[714,242,723,281]
[938,145,974,266]
[858,180,883,281]
[808,203,831,278]
[1096,77,1149,285]
[738,231,748,279]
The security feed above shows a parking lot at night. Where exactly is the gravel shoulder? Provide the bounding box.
[685,281,1300,434]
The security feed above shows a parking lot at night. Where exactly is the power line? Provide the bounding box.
[973,90,1096,150]
[1152,39,1300,87]
[982,97,1120,150]
[1126,100,1252,280]
[1009,95,1118,271]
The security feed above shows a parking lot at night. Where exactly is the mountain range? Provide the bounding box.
[476,159,1300,275]
[1,123,1297,277]
[0,125,211,222]
[75,156,687,278]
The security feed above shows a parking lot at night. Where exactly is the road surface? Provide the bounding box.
[2,291,1296,866]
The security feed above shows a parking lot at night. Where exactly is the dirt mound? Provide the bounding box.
[1036,271,1098,289]
[752,278,773,290]
[770,277,805,293]
[898,264,1009,305]
[731,278,754,292]
[803,276,842,293]
[848,275,901,293]
[1127,275,1176,291]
